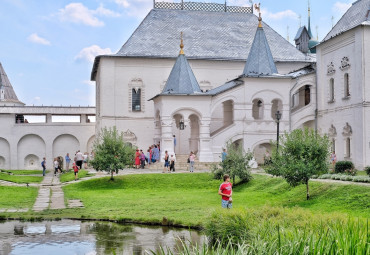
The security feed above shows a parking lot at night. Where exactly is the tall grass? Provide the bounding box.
[150,207,369,255]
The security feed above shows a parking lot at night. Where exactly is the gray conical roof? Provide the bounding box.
[0,62,24,105]
[161,54,202,94]
[242,26,278,76]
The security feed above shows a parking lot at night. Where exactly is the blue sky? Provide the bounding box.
[0,0,355,106]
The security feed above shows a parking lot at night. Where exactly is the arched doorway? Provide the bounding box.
[253,142,271,164]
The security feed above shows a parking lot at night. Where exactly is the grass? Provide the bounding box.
[0,186,38,209]
[59,170,94,183]
[0,170,49,175]
[0,172,43,183]
[60,173,369,226]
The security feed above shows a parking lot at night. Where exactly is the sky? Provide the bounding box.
[0,0,356,107]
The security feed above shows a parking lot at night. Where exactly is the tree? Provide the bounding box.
[266,128,331,200]
[90,127,136,180]
[212,141,253,184]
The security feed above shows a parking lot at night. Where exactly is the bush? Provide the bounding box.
[335,161,354,174]
[365,166,370,177]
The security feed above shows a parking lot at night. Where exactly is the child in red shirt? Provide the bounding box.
[73,163,79,181]
[218,174,232,209]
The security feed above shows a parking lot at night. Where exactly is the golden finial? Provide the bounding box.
[180,32,184,55]
[254,3,262,28]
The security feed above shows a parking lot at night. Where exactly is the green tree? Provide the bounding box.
[90,127,136,180]
[212,141,253,184]
[266,128,331,200]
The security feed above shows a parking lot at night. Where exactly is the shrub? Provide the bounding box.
[335,161,354,174]
[365,166,370,177]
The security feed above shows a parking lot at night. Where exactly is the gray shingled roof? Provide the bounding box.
[0,62,24,105]
[204,80,244,96]
[323,0,370,42]
[294,26,310,41]
[161,53,202,94]
[116,8,307,62]
[242,26,278,76]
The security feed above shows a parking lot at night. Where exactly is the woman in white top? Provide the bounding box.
[53,158,59,176]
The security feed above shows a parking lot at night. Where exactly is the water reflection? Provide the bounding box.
[0,220,204,255]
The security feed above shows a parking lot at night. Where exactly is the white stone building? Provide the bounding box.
[1,0,369,169]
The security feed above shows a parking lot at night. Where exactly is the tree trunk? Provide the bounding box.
[306,179,310,200]
[111,171,114,180]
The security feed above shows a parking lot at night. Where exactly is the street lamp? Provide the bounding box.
[179,119,185,130]
[275,110,282,153]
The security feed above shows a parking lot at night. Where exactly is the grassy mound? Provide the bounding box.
[62,173,369,226]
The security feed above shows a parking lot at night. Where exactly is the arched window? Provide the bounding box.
[344,73,350,98]
[304,85,310,105]
[132,88,141,111]
[252,99,264,120]
[329,78,335,102]
[128,78,145,112]
[345,138,351,158]
[271,99,283,120]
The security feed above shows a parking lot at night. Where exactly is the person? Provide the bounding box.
[73,162,79,181]
[264,150,271,165]
[76,150,83,170]
[221,148,227,162]
[170,154,176,172]
[218,174,232,209]
[163,150,169,173]
[53,158,59,176]
[83,152,88,169]
[146,148,151,165]
[57,156,63,173]
[135,149,141,169]
[65,153,71,171]
[41,157,46,176]
[140,149,146,169]
[173,135,176,152]
[189,151,196,172]
[330,151,337,169]
[152,145,160,163]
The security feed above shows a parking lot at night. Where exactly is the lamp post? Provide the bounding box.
[275,110,282,153]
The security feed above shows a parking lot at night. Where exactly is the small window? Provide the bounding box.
[345,137,351,158]
[329,78,335,102]
[344,73,350,98]
[132,88,141,111]
[304,85,310,105]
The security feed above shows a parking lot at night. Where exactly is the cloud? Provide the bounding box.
[57,3,120,27]
[75,45,112,63]
[332,1,352,16]
[115,0,152,18]
[261,8,299,20]
[27,33,51,45]
[34,96,41,101]
[94,4,121,17]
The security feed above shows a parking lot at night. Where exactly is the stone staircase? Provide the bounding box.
[146,154,214,171]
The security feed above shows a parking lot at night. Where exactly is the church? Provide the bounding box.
[1,0,369,169]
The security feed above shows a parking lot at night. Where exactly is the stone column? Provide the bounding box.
[160,117,174,162]
[81,114,87,124]
[264,103,273,121]
[46,114,52,123]
[198,118,214,162]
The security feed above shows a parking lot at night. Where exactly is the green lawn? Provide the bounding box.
[61,173,369,227]
[1,170,49,175]
[0,186,38,209]
[0,172,43,183]
[59,170,94,183]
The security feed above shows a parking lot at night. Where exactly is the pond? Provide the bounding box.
[0,220,205,255]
